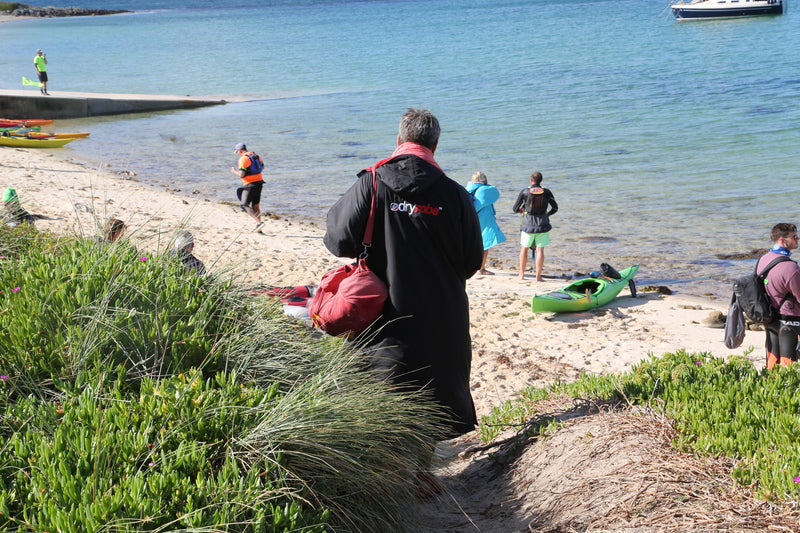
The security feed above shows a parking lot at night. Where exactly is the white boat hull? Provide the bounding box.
[672,0,784,19]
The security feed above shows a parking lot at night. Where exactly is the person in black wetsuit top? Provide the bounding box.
[512,171,558,281]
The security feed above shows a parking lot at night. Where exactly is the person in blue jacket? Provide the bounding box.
[465,172,506,275]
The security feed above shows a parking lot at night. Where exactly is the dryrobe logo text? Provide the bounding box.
[390,201,443,216]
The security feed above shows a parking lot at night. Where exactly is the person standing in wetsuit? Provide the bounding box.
[758,223,800,369]
[512,171,558,281]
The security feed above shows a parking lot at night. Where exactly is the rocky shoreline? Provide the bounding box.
[8,5,129,17]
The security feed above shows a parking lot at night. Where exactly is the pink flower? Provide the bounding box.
[794,476,800,483]
[0,376,9,381]
[694,361,702,365]
[11,287,20,293]
[139,256,148,262]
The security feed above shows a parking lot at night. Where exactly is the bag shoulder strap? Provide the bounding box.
[757,255,794,309]
[756,255,792,277]
[361,169,377,249]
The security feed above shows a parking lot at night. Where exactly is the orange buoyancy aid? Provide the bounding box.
[239,152,263,184]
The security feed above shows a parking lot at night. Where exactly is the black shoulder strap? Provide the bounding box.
[756,255,792,277]
[758,255,794,309]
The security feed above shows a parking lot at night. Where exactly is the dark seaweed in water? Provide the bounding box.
[715,249,767,260]
[580,236,618,243]
[642,285,673,295]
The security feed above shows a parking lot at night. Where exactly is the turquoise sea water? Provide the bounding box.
[1,0,799,297]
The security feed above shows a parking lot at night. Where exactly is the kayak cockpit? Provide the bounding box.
[568,279,603,295]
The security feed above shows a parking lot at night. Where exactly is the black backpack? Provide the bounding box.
[732,255,792,325]
[525,187,548,216]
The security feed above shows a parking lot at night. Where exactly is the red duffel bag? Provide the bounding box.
[308,258,388,338]
[309,168,387,338]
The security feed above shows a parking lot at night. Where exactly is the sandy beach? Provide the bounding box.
[1,146,757,410]
[2,144,776,530]
[0,13,29,24]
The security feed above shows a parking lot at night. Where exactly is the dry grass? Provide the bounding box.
[412,401,800,532]
[516,404,800,532]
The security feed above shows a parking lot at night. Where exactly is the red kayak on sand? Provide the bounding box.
[252,284,315,300]
[0,119,55,128]
[252,285,316,320]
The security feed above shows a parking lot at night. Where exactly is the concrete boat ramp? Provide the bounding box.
[0,89,226,119]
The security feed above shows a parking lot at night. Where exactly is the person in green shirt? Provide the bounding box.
[34,49,48,95]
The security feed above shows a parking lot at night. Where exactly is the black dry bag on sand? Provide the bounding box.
[600,263,621,279]
[723,296,746,349]
[731,256,792,325]
[601,262,637,297]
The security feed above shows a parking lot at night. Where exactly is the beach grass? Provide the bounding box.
[480,349,800,502]
[0,224,448,532]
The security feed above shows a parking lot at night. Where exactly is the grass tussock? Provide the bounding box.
[0,224,448,532]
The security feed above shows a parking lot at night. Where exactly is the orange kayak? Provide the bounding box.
[20,131,90,139]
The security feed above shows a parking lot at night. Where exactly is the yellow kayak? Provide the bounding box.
[0,136,76,148]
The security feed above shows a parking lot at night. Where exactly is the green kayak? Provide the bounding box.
[0,125,40,133]
[531,264,639,313]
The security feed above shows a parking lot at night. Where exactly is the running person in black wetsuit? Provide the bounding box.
[231,142,265,232]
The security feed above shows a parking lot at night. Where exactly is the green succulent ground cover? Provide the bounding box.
[0,224,447,532]
[482,348,800,502]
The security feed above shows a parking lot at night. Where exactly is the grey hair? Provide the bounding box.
[174,230,194,251]
[471,171,488,184]
[398,107,440,150]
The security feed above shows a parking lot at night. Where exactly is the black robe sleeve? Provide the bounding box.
[323,171,373,259]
